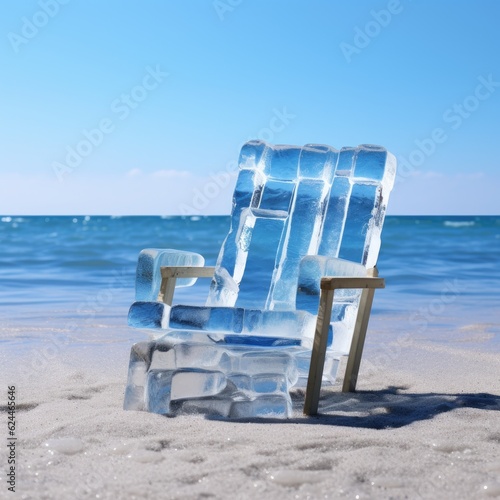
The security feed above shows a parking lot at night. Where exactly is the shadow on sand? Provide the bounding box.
[207,386,500,428]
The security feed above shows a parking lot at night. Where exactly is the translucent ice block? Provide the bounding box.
[259,179,296,212]
[170,305,243,332]
[125,339,300,417]
[128,301,169,329]
[297,256,366,302]
[297,144,337,181]
[235,208,288,309]
[174,343,232,371]
[206,267,240,308]
[353,145,393,184]
[318,177,352,258]
[268,179,329,310]
[123,342,151,411]
[241,309,316,340]
[146,370,172,414]
[229,395,291,418]
[135,249,205,302]
[267,146,302,180]
[338,182,380,264]
[170,369,227,400]
[212,169,266,283]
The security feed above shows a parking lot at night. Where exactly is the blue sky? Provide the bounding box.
[1,0,499,215]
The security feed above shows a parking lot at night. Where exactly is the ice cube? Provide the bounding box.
[227,373,252,393]
[252,373,288,394]
[174,343,232,371]
[338,182,380,264]
[318,177,352,258]
[235,210,288,309]
[206,267,240,307]
[298,144,337,181]
[238,140,270,172]
[173,397,233,417]
[269,179,329,309]
[241,309,315,340]
[237,352,297,384]
[170,369,227,400]
[353,145,389,183]
[145,370,172,414]
[123,382,146,411]
[229,394,292,418]
[135,249,204,302]
[259,179,296,212]
[128,301,169,329]
[169,306,211,330]
[268,146,302,180]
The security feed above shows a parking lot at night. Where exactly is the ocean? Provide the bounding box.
[1,215,499,356]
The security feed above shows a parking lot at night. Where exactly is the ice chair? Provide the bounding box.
[124,140,396,417]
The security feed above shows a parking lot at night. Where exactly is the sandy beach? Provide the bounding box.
[4,312,499,500]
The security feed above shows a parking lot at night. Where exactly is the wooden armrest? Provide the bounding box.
[157,266,215,304]
[320,276,385,290]
[160,266,216,279]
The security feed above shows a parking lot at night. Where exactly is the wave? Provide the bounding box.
[443,221,475,228]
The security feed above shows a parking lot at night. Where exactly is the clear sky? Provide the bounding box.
[1,0,499,215]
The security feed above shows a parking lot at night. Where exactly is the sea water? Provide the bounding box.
[1,215,499,367]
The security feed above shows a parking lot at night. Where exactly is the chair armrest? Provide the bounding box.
[320,276,385,290]
[160,266,216,279]
[158,266,215,304]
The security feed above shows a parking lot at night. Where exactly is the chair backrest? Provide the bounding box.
[206,141,396,311]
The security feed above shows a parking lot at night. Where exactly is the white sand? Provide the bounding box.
[2,315,500,499]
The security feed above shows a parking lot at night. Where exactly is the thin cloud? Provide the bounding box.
[126,168,143,177]
[150,169,193,179]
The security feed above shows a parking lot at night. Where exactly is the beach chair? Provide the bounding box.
[125,140,396,417]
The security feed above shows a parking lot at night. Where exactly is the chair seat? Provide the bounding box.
[129,302,340,347]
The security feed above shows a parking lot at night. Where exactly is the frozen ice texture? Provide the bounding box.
[169,305,315,343]
[128,301,168,329]
[124,340,300,417]
[125,141,396,418]
[205,142,395,308]
[135,249,204,302]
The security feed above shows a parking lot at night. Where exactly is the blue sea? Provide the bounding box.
[1,215,499,355]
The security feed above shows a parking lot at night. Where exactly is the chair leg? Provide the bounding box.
[303,288,335,416]
[157,276,177,306]
[342,267,378,393]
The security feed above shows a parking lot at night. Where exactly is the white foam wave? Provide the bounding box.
[443,221,475,228]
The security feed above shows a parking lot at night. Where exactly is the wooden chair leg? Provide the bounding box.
[157,276,177,306]
[303,288,335,416]
[342,267,378,393]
